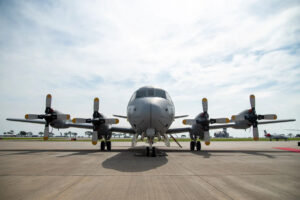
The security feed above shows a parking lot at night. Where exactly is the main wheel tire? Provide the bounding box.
[100,141,105,151]
[152,147,156,157]
[146,147,150,157]
[190,141,195,151]
[106,141,111,151]
[196,141,201,151]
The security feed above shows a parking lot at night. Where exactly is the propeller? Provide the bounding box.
[25,94,70,140]
[183,98,230,145]
[72,97,119,145]
[231,94,277,141]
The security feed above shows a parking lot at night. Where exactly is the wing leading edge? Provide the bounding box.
[6,118,45,125]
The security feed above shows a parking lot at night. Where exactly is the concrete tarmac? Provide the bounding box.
[0,140,299,200]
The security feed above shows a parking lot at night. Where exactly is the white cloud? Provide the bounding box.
[0,0,299,137]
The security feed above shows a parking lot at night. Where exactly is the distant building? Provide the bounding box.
[214,128,230,138]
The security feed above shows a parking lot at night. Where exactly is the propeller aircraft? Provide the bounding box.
[6,86,296,156]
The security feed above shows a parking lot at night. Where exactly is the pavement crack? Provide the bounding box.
[197,175,234,200]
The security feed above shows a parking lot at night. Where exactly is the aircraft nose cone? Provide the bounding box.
[127,98,172,133]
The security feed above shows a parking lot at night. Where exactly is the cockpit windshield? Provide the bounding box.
[131,87,171,101]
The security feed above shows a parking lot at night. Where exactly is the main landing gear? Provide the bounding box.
[146,147,156,157]
[190,141,201,151]
[100,140,111,151]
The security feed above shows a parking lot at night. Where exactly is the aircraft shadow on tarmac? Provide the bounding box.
[102,148,169,172]
[0,148,280,159]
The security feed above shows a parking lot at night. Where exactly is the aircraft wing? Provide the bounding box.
[65,122,94,129]
[113,115,127,119]
[6,118,45,125]
[166,128,191,134]
[110,127,136,134]
[257,119,296,125]
[174,115,189,119]
[209,123,236,129]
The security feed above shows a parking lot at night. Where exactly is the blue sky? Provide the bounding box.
[0,0,299,137]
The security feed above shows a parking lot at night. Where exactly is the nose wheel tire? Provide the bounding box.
[146,147,150,156]
[190,141,195,151]
[106,141,111,151]
[151,147,156,157]
[100,141,105,151]
[145,147,156,157]
[196,141,201,151]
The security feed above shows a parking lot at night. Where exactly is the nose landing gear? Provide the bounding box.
[146,146,156,157]
[146,137,156,157]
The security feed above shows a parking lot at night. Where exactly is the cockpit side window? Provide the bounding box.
[166,92,173,103]
[129,92,136,102]
[155,89,166,99]
[136,89,146,98]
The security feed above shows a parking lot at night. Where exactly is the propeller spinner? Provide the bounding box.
[183,98,230,145]
[72,97,119,145]
[231,94,277,140]
[25,94,70,140]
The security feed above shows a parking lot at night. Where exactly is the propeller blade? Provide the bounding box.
[104,118,119,125]
[44,126,49,140]
[57,114,70,120]
[25,114,39,119]
[72,118,89,123]
[204,131,210,145]
[94,97,99,112]
[212,118,230,123]
[46,94,52,108]
[231,115,245,121]
[92,131,98,145]
[250,94,255,108]
[182,119,196,125]
[260,114,277,120]
[253,126,259,141]
[202,98,208,112]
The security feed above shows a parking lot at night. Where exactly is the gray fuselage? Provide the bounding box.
[127,86,175,137]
